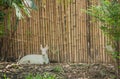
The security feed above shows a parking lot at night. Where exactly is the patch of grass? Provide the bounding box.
[25,72,58,79]
[3,74,10,79]
[52,66,64,73]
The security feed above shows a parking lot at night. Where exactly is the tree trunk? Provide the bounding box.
[114,41,120,79]
[0,38,3,60]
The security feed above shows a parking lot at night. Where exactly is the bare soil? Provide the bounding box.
[0,62,116,79]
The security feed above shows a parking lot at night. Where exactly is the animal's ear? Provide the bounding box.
[40,45,43,49]
[45,45,49,50]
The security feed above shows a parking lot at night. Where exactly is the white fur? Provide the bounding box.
[18,45,49,64]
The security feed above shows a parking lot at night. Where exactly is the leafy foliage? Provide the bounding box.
[86,0,120,77]
[0,0,37,37]
[87,0,120,40]
[3,74,10,79]
[52,65,64,73]
[86,0,120,52]
[0,0,37,19]
[25,73,59,79]
[0,11,5,22]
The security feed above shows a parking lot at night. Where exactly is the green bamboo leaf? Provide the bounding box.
[12,2,24,19]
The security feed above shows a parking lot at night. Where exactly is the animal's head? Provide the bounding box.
[40,45,49,55]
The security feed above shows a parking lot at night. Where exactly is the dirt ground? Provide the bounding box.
[0,62,116,79]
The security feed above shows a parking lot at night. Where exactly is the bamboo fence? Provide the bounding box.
[1,0,114,64]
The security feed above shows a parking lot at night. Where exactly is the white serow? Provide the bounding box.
[18,45,49,64]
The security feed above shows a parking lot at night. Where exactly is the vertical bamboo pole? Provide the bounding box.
[86,0,92,63]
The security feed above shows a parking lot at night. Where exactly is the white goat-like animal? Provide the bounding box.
[18,45,49,64]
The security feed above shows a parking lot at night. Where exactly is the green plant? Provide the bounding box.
[0,0,37,33]
[85,0,120,78]
[25,72,58,79]
[52,66,64,73]
[86,0,120,39]
[0,0,37,19]
[3,74,10,79]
